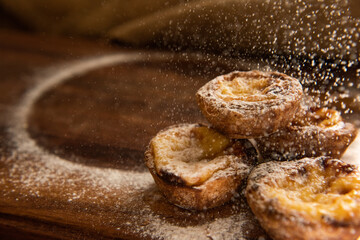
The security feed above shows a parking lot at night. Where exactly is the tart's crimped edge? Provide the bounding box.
[144,123,254,210]
[255,109,358,161]
[196,70,303,138]
[245,157,360,240]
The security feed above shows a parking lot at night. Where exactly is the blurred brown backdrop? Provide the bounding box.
[1,0,359,61]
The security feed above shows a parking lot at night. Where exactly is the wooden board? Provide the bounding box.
[0,29,272,239]
[0,29,359,240]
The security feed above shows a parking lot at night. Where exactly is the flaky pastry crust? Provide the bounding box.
[196,70,303,138]
[256,106,358,161]
[246,157,360,240]
[144,124,256,210]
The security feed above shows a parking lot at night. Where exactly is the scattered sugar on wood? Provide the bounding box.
[2,55,267,239]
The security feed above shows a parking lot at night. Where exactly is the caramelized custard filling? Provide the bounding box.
[268,164,360,221]
[293,108,343,128]
[151,126,233,186]
[216,76,277,102]
[315,108,343,128]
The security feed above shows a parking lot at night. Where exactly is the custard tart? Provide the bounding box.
[256,106,358,161]
[144,124,255,210]
[196,70,303,138]
[246,157,360,240]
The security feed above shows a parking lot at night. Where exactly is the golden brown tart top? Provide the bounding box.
[148,124,253,187]
[144,124,255,210]
[246,157,360,240]
[196,70,303,138]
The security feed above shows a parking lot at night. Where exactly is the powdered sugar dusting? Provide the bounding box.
[196,70,304,138]
[7,53,152,196]
[3,54,267,239]
[150,124,251,187]
[198,70,303,117]
[343,134,360,166]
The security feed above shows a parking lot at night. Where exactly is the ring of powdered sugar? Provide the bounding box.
[6,53,270,239]
[10,54,141,155]
[9,53,263,163]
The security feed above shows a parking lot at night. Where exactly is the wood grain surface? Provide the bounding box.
[0,29,272,240]
[0,29,359,240]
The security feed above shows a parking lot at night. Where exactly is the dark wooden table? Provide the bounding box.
[0,29,274,239]
[1,29,359,240]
